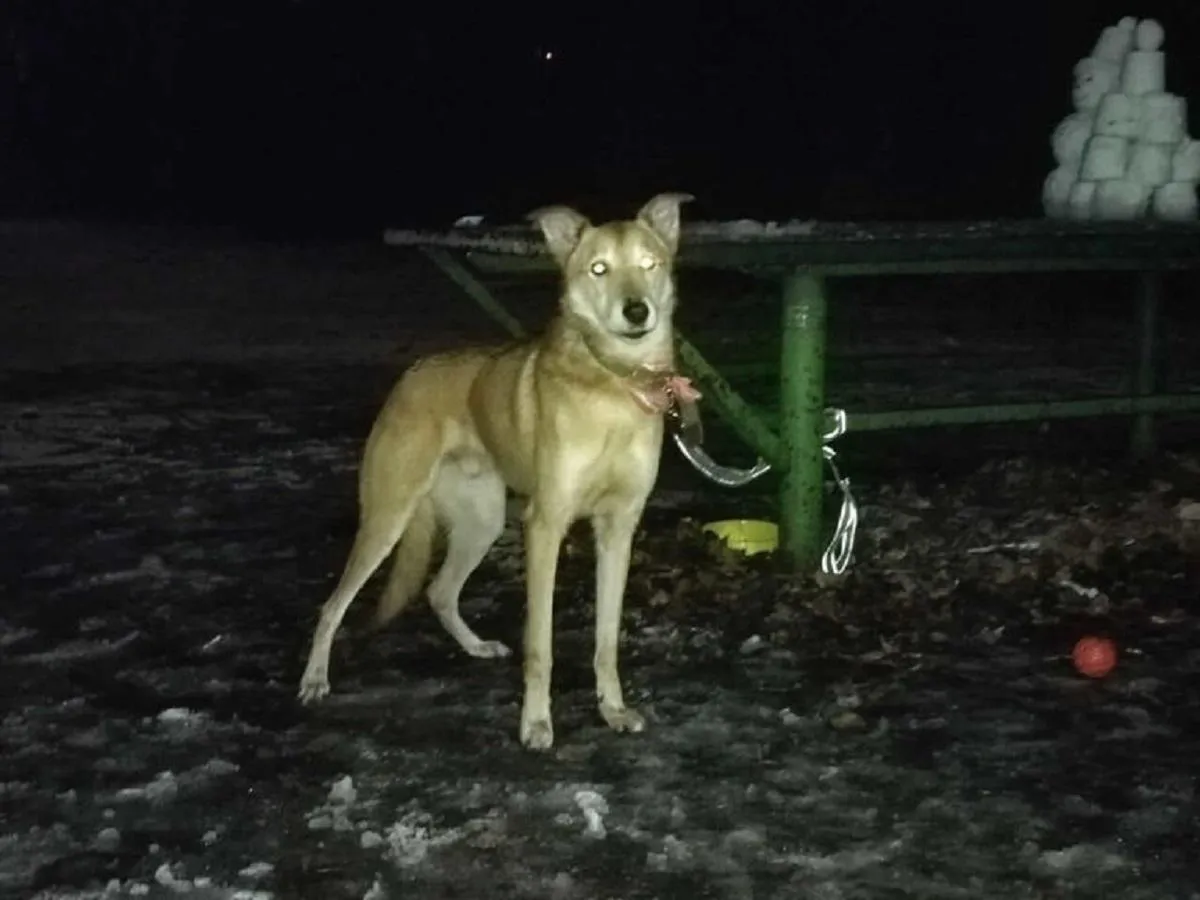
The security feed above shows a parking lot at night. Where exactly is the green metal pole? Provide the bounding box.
[1131,271,1162,459]
[676,337,784,468]
[421,247,527,339]
[779,269,827,570]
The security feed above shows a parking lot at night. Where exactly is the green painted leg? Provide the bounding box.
[1131,271,1162,460]
[676,337,783,468]
[779,269,828,570]
[421,247,527,340]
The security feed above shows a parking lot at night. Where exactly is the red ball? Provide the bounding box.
[1072,636,1117,678]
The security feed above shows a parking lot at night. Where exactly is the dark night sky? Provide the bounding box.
[1,1,1198,234]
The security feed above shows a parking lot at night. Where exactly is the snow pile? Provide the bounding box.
[1045,17,1198,220]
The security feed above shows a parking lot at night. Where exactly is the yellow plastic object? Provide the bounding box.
[701,519,779,556]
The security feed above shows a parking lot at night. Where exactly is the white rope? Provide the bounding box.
[820,408,859,575]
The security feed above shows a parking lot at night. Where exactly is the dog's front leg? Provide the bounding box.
[520,503,567,750]
[591,507,646,735]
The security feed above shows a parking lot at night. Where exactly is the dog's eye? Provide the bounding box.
[589,260,609,277]
[639,257,660,271]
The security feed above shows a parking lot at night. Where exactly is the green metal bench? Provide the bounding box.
[383,218,1200,571]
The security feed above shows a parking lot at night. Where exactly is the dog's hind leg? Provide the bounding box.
[298,511,412,703]
[426,458,510,659]
[298,421,441,704]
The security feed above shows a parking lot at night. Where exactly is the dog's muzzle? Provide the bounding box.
[618,298,654,339]
[622,298,650,326]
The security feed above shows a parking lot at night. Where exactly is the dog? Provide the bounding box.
[297,193,699,750]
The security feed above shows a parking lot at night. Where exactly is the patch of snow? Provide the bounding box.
[93,827,121,853]
[0,824,76,894]
[360,830,386,850]
[783,842,899,875]
[197,759,239,777]
[383,812,462,868]
[646,834,694,871]
[156,707,196,724]
[0,781,33,800]
[739,634,767,654]
[154,861,191,891]
[572,789,609,840]
[156,707,211,740]
[0,620,37,649]
[328,774,358,806]
[11,630,141,665]
[114,770,178,805]
[84,554,170,587]
[688,218,819,238]
[237,861,274,880]
[307,775,363,832]
[779,707,808,727]
[1033,843,1130,876]
[306,813,335,831]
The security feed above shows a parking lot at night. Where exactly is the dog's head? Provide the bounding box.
[529,193,693,356]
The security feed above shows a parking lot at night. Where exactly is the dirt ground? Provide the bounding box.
[2,222,1199,899]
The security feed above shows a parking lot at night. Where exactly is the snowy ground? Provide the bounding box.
[2,222,1200,899]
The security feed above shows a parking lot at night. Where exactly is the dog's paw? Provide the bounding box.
[297,673,330,705]
[464,639,512,660]
[599,703,645,734]
[520,717,555,751]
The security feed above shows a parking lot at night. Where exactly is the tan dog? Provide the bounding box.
[297,193,698,750]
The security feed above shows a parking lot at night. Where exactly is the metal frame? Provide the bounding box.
[384,219,1200,570]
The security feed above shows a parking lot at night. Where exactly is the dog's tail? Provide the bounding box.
[374,496,437,628]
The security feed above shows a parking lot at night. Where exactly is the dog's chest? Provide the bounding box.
[554,400,663,511]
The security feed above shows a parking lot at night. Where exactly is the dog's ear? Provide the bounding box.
[637,192,694,256]
[528,205,591,266]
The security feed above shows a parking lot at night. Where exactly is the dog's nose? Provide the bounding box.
[622,298,650,326]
